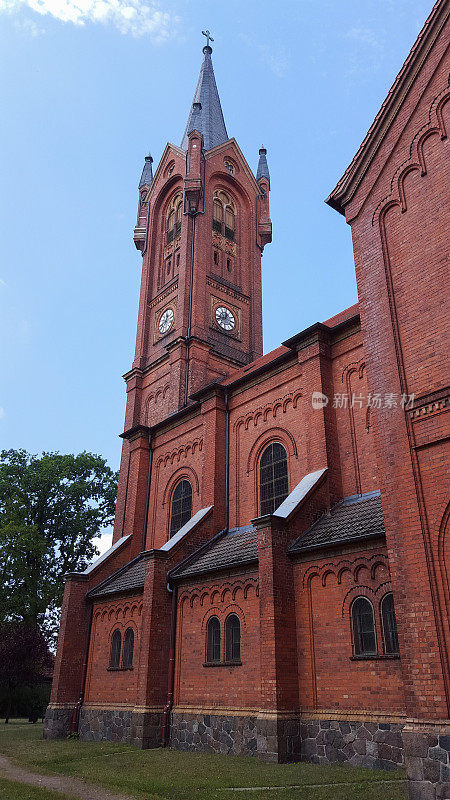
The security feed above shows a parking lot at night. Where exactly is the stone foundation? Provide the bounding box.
[170,712,259,756]
[300,718,404,770]
[402,725,450,800]
[79,707,133,743]
[43,706,74,739]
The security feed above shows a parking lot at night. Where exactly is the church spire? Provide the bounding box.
[181,32,228,152]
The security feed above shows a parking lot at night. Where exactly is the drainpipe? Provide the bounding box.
[141,432,153,552]
[71,602,93,734]
[224,389,230,531]
[183,211,196,407]
[161,583,177,747]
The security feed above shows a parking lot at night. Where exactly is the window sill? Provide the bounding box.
[350,654,400,661]
[203,661,242,668]
[107,666,134,671]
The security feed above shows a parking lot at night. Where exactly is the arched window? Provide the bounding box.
[206,616,221,663]
[225,614,241,662]
[381,593,399,655]
[166,193,182,243]
[351,597,377,656]
[170,479,192,537]
[109,629,121,669]
[122,627,135,668]
[213,198,223,233]
[212,191,236,240]
[259,442,289,516]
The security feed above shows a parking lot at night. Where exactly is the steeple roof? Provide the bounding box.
[256,146,270,184]
[139,154,153,188]
[181,45,228,152]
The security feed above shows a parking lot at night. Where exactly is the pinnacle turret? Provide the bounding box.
[256,146,270,185]
[139,154,153,189]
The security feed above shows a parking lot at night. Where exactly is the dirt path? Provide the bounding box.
[0,754,135,800]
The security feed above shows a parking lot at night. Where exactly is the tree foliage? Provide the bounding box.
[0,621,53,722]
[0,449,118,644]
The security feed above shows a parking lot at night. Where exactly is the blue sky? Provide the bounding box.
[0,0,432,484]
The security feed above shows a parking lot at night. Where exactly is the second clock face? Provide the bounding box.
[159,307,174,335]
[215,306,236,331]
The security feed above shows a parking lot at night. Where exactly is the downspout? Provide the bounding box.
[71,602,93,734]
[161,582,177,747]
[224,388,230,531]
[183,212,196,406]
[183,149,206,407]
[141,432,153,552]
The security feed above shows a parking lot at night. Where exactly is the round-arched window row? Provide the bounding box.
[109,627,135,670]
[351,593,399,658]
[259,442,289,516]
[205,614,241,666]
[170,479,193,538]
[166,193,182,244]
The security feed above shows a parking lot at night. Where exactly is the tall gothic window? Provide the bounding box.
[381,593,399,655]
[259,442,289,516]
[167,193,182,243]
[225,614,241,662]
[122,627,135,668]
[351,597,377,656]
[170,479,193,537]
[109,629,122,669]
[212,191,236,240]
[206,616,221,663]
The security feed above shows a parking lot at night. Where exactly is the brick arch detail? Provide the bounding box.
[438,501,450,620]
[246,427,298,476]
[302,553,389,589]
[161,466,200,507]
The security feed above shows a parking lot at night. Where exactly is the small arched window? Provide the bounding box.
[259,442,289,516]
[212,191,236,241]
[122,627,135,668]
[381,593,399,655]
[206,616,221,663]
[170,479,193,537]
[109,629,122,669]
[225,614,241,662]
[351,597,377,656]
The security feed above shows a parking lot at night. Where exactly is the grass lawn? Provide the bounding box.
[0,777,73,800]
[0,720,408,800]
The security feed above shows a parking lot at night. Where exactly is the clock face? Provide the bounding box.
[215,306,236,331]
[158,307,174,335]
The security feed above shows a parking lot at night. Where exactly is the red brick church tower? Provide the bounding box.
[46,13,449,800]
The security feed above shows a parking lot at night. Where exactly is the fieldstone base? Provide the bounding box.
[402,725,450,800]
[43,706,74,739]
[130,710,163,749]
[300,718,404,770]
[78,707,133,743]
[170,712,258,756]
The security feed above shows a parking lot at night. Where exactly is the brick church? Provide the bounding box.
[45,3,449,798]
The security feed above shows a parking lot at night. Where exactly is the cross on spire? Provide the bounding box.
[202,29,214,50]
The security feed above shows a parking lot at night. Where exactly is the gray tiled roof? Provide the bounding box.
[88,557,145,599]
[256,147,270,183]
[138,154,153,189]
[172,525,258,580]
[288,491,384,554]
[181,47,228,151]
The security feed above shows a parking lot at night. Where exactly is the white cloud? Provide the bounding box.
[0,278,6,287]
[0,0,176,39]
[0,407,5,420]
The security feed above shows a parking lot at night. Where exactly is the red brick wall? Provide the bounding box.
[294,547,405,712]
[174,572,261,710]
[84,597,143,705]
[344,23,450,718]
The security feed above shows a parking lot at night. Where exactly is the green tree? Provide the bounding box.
[0,449,118,645]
